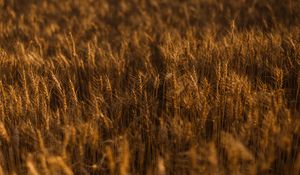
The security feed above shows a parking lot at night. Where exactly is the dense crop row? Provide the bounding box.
[0,0,300,174]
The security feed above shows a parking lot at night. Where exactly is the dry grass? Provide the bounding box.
[0,0,300,174]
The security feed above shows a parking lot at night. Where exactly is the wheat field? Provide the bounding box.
[0,0,300,174]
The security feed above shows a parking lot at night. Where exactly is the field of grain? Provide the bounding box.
[0,0,300,174]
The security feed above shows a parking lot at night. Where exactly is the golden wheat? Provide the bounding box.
[0,0,299,174]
